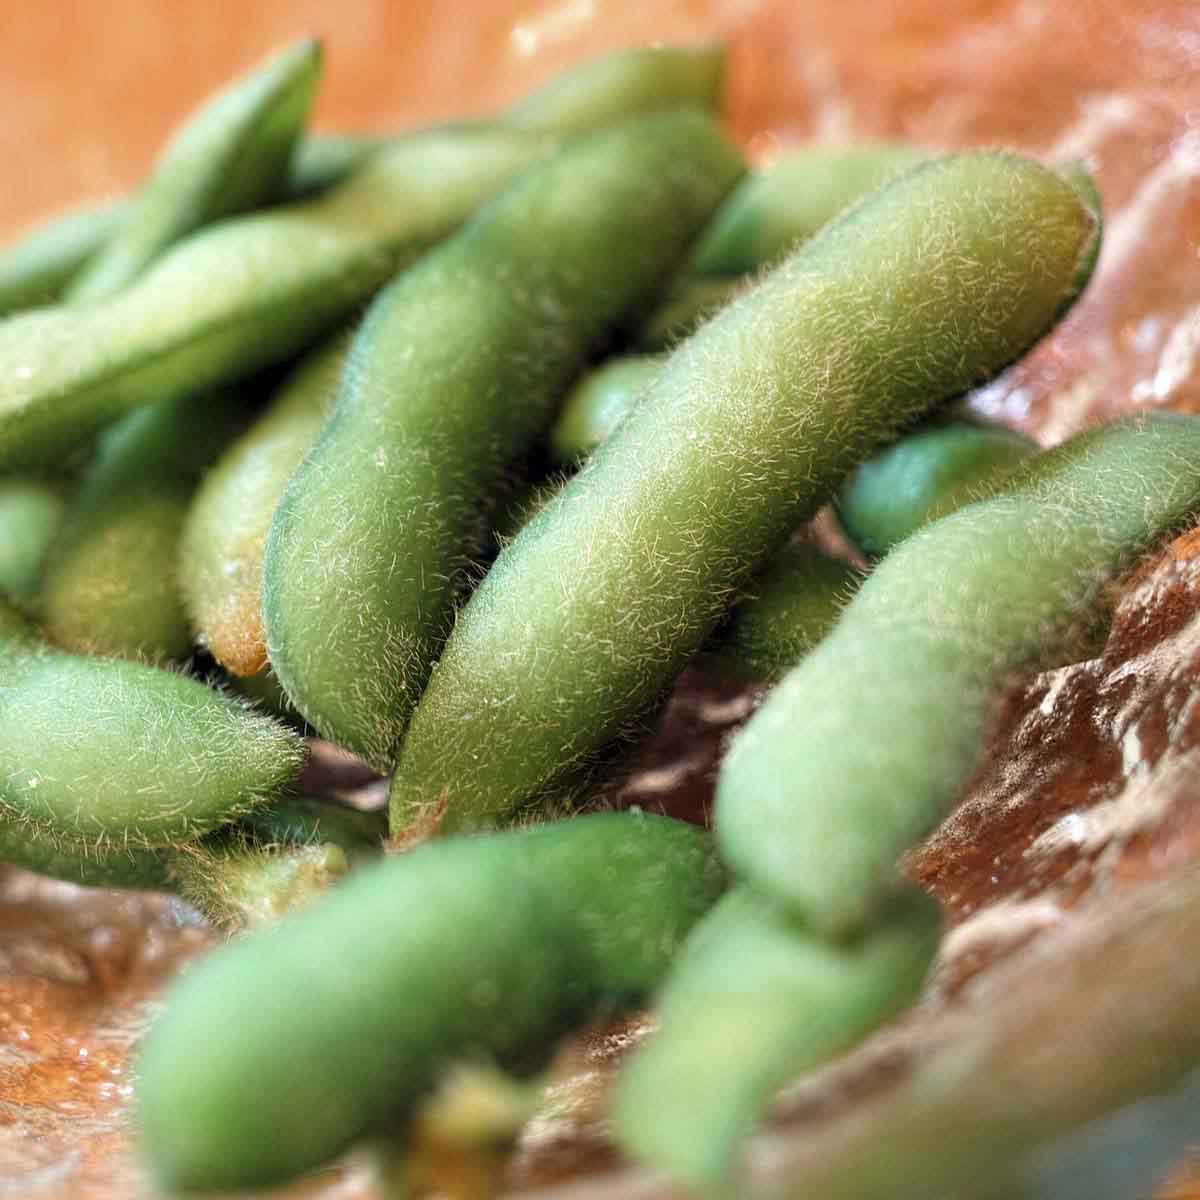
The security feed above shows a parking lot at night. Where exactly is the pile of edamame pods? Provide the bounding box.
[3,34,1199,1199]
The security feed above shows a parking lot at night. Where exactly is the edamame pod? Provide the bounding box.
[67,39,323,302]
[837,417,1037,557]
[283,133,387,199]
[0,202,127,316]
[265,111,744,768]
[0,815,171,890]
[237,794,387,858]
[688,144,928,276]
[0,599,304,850]
[637,275,745,349]
[549,354,661,465]
[505,44,725,133]
[180,333,351,675]
[613,885,940,1192]
[718,413,1200,937]
[137,812,723,1192]
[390,153,1102,834]
[0,126,555,471]
[0,475,67,602]
[40,390,249,662]
[702,543,862,683]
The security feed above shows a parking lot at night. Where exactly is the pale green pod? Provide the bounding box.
[637,275,745,350]
[41,390,249,662]
[549,354,662,465]
[283,133,387,199]
[613,886,940,1193]
[0,125,555,472]
[67,39,323,302]
[0,202,127,316]
[137,812,723,1192]
[180,333,351,676]
[506,44,725,133]
[837,417,1038,557]
[390,153,1102,835]
[265,111,744,769]
[0,600,304,850]
[0,475,68,602]
[687,144,929,276]
[718,414,1200,938]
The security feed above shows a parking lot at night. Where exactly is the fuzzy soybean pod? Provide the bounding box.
[0,474,68,602]
[719,413,1200,939]
[0,598,304,851]
[390,152,1102,835]
[0,202,127,315]
[549,354,662,465]
[66,40,322,302]
[0,815,172,890]
[180,332,350,676]
[505,44,725,133]
[0,126,555,472]
[40,389,250,662]
[264,111,744,769]
[687,143,928,276]
[136,811,723,1192]
[613,885,940,1193]
[837,417,1038,557]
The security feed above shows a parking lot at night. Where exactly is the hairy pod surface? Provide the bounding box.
[0,814,172,890]
[0,126,555,471]
[837,417,1037,557]
[549,354,662,465]
[181,334,350,675]
[719,413,1200,937]
[613,886,939,1192]
[265,111,744,769]
[391,152,1102,834]
[67,39,322,303]
[136,811,723,1192]
[0,599,304,849]
[687,144,929,276]
[41,390,250,662]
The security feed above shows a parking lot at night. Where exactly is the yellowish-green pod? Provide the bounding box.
[180,333,350,676]
[265,111,744,769]
[0,599,304,850]
[390,153,1102,835]
[0,475,68,602]
[718,414,1200,938]
[613,885,940,1193]
[67,39,323,303]
[137,812,723,1192]
[505,44,725,133]
[0,126,556,472]
[40,390,249,662]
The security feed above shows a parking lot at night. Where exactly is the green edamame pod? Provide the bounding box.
[688,144,929,276]
[637,275,745,350]
[181,333,350,676]
[549,354,661,465]
[137,811,723,1192]
[67,39,323,303]
[0,126,555,472]
[390,153,1102,835]
[506,44,725,133]
[0,599,304,850]
[0,814,171,890]
[719,413,1200,938]
[265,111,744,769]
[613,885,940,1192]
[837,418,1038,557]
[0,475,67,602]
[702,543,862,683]
[169,840,351,931]
[283,132,387,199]
[0,201,127,316]
[40,390,249,662]
[237,794,387,858]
